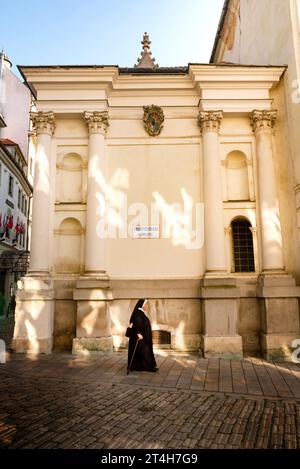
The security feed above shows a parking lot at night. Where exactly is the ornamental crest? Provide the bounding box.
[143,105,164,136]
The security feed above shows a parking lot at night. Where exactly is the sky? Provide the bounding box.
[1,0,224,77]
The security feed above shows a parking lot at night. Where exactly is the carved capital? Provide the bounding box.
[198,110,223,133]
[30,111,55,136]
[84,111,109,135]
[250,110,277,133]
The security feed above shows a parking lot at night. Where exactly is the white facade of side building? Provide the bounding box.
[0,53,32,313]
[12,62,300,360]
[0,142,29,250]
[0,54,31,157]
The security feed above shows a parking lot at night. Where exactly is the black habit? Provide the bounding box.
[127,300,157,372]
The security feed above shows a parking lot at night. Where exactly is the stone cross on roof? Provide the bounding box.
[134,32,158,69]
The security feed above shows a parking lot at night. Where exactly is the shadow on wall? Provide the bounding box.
[54,218,83,274]
[12,297,45,360]
[57,159,203,249]
[108,299,203,353]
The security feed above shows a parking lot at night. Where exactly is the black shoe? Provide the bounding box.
[148,367,158,372]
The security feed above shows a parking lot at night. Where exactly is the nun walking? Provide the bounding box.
[127,299,158,373]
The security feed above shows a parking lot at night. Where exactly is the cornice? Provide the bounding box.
[189,64,285,85]
[20,64,285,95]
[18,66,118,99]
[18,66,118,82]
[34,101,109,114]
[199,99,273,113]
[34,97,199,113]
[20,64,286,115]
[112,74,194,89]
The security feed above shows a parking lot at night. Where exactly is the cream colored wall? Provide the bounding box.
[51,111,286,279]
[107,141,203,278]
[52,115,203,279]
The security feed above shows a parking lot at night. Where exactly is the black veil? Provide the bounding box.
[129,298,146,323]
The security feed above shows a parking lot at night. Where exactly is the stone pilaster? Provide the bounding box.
[28,111,55,275]
[250,110,284,272]
[72,111,113,354]
[83,111,109,275]
[198,110,227,274]
[251,110,300,360]
[199,110,243,358]
[13,111,55,354]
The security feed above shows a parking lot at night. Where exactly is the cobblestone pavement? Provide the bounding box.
[0,352,300,449]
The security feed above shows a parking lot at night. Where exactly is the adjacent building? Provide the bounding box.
[0,52,32,315]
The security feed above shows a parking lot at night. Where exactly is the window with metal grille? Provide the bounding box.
[231,219,255,272]
[152,330,171,346]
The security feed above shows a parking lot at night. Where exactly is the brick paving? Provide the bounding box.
[0,351,300,449]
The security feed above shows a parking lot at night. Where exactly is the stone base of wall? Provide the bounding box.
[13,276,54,355]
[13,275,300,361]
[12,337,52,354]
[72,337,113,354]
[258,274,300,361]
[113,333,202,352]
[260,333,300,361]
[201,335,243,359]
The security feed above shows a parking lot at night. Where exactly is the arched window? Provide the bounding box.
[231,218,255,272]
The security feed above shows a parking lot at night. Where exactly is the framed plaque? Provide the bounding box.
[133,225,159,239]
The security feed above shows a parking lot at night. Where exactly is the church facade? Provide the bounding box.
[12,34,300,360]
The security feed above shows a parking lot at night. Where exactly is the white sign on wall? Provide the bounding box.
[133,225,159,239]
